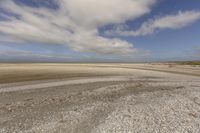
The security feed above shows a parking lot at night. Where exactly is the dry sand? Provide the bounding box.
[0,63,200,133]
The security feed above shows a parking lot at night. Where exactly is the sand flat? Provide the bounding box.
[0,63,200,133]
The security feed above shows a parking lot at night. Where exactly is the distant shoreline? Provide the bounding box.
[0,61,199,64]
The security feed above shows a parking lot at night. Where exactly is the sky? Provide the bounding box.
[0,0,200,62]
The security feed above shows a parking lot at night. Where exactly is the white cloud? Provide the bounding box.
[107,11,200,36]
[0,0,155,56]
[0,45,30,56]
[0,45,73,60]
[59,0,155,28]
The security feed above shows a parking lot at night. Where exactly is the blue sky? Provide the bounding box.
[0,0,200,62]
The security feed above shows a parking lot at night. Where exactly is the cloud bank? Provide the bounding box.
[107,11,200,36]
[0,0,156,56]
